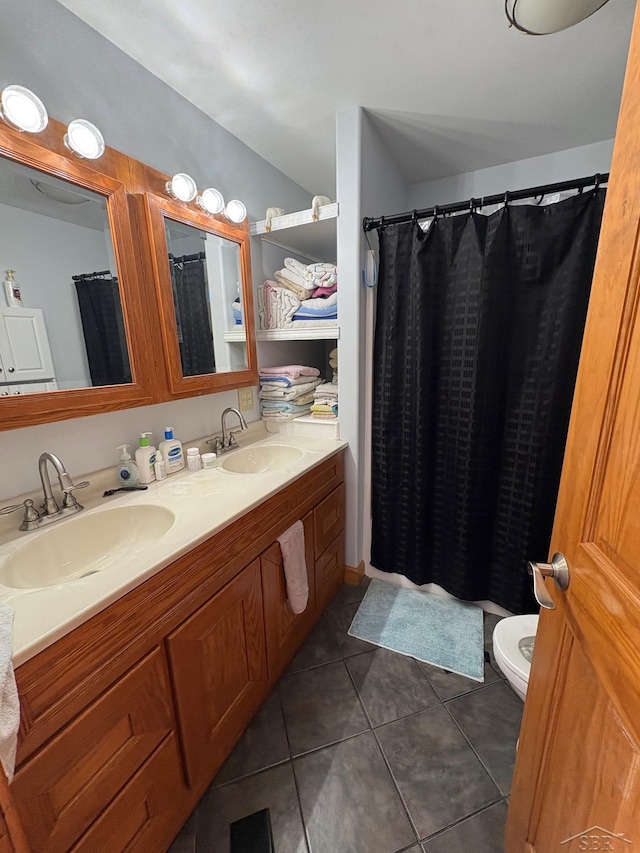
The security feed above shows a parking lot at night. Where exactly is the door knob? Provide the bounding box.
[527,552,570,610]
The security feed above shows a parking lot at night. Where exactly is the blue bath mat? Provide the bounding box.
[348,579,484,681]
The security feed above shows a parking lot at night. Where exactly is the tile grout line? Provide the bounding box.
[418,797,507,846]
[275,682,313,853]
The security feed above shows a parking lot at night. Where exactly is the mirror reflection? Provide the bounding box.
[164,217,248,377]
[0,155,131,396]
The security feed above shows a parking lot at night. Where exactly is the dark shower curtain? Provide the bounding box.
[169,252,215,376]
[371,190,606,614]
[74,275,131,386]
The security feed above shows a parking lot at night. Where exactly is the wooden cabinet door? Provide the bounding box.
[166,559,268,790]
[506,6,640,848]
[13,648,178,853]
[315,529,345,612]
[261,512,316,680]
[314,482,345,559]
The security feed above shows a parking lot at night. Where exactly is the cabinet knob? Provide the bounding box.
[7,367,15,373]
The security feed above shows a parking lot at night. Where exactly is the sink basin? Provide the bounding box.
[221,444,303,474]
[0,504,175,589]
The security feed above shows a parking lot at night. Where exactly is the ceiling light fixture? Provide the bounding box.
[30,179,90,205]
[166,173,198,203]
[0,84,48,133]
[197,187,225,215]
[505,0,611,34]
[64,119,105,160]
[224,199,247,224]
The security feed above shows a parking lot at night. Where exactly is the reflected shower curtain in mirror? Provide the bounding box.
[371,190,606,614]
[73,274,131,386]
[168,252,215,376]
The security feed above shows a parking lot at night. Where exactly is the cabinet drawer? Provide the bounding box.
[315,529,345,612]
[166,559,268,790]
[261,512,316,679]
[13,647,177,853]
[314,482,345,559]
[70,734,183,853]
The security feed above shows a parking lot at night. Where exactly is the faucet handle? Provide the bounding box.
[206,436,223,454]
[0,503,22,516]
[1,499,40,527]
[62,480,89,509]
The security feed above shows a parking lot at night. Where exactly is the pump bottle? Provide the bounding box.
[135,432,157,484]
[116,445,139,486]
[159,427,184,473]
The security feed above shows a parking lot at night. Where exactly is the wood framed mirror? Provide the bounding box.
[140,180,257,399]
[0,118,156,430]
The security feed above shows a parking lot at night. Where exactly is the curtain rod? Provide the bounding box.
[362,172,609,232]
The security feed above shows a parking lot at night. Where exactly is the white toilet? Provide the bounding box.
[492,614,539,701]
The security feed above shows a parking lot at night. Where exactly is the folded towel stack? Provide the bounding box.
[310,381,339,420]
[258,258,338,330]
[259,365,321,421]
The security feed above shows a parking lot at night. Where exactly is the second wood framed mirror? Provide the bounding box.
[141,185,257,399]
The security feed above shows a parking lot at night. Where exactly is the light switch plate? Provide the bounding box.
[238,387,254,411]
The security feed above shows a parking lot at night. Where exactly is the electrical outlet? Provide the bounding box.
[237,387,254,412]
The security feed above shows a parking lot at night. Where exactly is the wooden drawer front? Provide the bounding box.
[166,558,268,789]
[315,529,345,612]
[314,482,345,559]
[13,647,175,853]
[261,512,316,679]
[71,734,183,853]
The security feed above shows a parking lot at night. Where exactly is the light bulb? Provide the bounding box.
[64,119,105,159]
[197,187,225,215]
[225,199,247,224]
[166,173,198,203]
[0,85,48,133]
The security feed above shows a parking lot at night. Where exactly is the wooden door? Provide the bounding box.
[261,511,316,680]
[166,559,268,791]
[506,4,640,849]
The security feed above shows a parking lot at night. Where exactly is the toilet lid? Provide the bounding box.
[493,614,539,682]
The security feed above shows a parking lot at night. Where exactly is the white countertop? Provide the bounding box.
[0,431,347,667]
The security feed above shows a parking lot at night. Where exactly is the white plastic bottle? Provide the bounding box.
[116,444,139,486]
[186,446,201,470]
[159,426,184,474]
[135,432,157,484]
[3,270,23,308]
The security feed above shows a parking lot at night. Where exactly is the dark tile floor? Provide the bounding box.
[168,579,522,853]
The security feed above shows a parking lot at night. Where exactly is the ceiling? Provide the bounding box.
[56,0,636,195]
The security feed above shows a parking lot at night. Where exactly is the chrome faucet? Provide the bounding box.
[0,452,89,531]
[207,407,248,454]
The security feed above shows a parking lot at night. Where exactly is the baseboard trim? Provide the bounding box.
[344,561,365,586]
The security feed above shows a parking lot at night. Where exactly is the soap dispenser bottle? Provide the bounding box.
[135,432,156,484]
[159,426,184,473]
[116,444,140,486]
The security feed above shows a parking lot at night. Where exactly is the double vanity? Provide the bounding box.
[0,431,347,852]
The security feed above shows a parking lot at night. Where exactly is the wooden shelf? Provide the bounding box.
[250,203,338,261]
[256,325,339,341]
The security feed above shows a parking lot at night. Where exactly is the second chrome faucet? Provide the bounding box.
[206,407,248,455]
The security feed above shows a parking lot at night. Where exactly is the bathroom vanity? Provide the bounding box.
[0,438,346,852]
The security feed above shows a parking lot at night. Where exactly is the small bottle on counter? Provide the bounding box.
[3,269,23,308]
[186,446,201,471]
[201,452,217,469]
[154,456,167,480]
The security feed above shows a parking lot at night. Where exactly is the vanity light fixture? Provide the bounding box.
[224,199,247,224]
[196,187,225,215]
[0,84,48,133]
[505,0,611,34]
[64,119,105,160]
[166,173,198,203]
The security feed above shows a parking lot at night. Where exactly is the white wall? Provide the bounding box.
[0,203,114,389]
[336,107,409,570]
[409,138,614,209]
[0,0,313,501]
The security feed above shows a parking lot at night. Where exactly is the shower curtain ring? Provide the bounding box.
[504,191,510,207]
[412,209,418,224]
[433,205,439,220]
[594,173,601,189]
